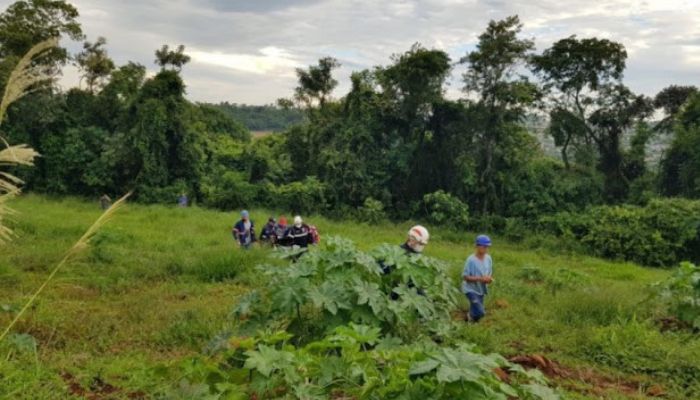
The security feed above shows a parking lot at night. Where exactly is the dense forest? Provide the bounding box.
[2,1,700,265]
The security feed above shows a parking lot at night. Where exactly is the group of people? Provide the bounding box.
[393,225,494,323]
[231,211,494,323]
[232,210,319,250]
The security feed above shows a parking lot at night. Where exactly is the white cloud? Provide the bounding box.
[0,0,698,103]
[189,47,300,76]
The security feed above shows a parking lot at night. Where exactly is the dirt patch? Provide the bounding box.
[60,372,146,400]
[494,299,510,309]
[657,316,690,332]
[507,354,665,398]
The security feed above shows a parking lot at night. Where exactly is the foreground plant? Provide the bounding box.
[0,37,58,243]
[179,323,559,400]
[231,237,461,342]
[170,237,560,399]
[654,261,700,330]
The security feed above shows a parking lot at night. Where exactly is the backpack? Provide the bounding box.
[308,225,320,244]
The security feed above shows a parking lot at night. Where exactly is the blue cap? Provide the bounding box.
[475,234,492,247]
[241,210,249,218]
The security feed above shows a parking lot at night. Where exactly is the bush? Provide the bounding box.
[267,176,326,214]
[201,171,258,210]
[136,180,192,205]
[504,158,604,219]
[654,262,700,330]
[422,190,469,228]
[538,198,700,266]
[358,197,387,223]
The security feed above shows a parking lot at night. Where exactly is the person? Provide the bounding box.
[232,210,256,249]
[462,234,493,322]
[274,216,289,245]
[177,193,188,207]
[259,217,277,245]
[99,194,112,210]
[282,215,314,248]
[381,225,430,274]
[380,225,429,299]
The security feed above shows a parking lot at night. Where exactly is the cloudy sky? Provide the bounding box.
[3,0,700,104]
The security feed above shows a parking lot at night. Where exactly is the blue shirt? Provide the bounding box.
[461,254,493,296]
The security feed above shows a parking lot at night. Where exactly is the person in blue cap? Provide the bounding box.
[461,234,493,322]
[232,210,256,249]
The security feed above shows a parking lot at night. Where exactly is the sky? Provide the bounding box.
[3,0,700,104]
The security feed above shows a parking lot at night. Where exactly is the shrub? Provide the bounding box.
[201,171,258,210]
[231,237,461,341]
[654,262,700,330]
[136,180,192,205]
[538,198,700,266]
[358,197,387,223]
[267,176,326,214]
[422,190,469,228]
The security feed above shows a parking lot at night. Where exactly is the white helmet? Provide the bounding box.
[407,225,429,253]
[294,215,303,227]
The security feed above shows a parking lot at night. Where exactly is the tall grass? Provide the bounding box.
[0,192,131,342]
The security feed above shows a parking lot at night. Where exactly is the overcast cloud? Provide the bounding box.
[2,0,699,104]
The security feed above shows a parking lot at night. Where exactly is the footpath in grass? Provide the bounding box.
[0,195,698,399]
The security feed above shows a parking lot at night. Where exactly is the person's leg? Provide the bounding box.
[466,292,485,322]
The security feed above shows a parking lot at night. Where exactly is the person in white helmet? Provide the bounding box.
[282,215,314,248]
[382,225,430,275]
[403,225,430,254]
[381,225,430,296]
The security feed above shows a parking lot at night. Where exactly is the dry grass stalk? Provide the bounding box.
[0,38,57,243]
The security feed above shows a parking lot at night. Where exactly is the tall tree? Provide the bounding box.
[286,57,341,179]
[531,36,626,168]
[461,15,539,214]
[532,36,652,201]
[293,56,340,111]
[653,85,698,132]
[154,44,190,71]
[0,0,83,89]
[375,44,452,203]
[659,93,700,197]
[74,36,115,93]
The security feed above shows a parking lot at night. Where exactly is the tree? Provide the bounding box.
[532,36,653,201]
[375,44,453,203]
[74,36,115,93]
[294,57,340,111]
[0,0,83,90]
[653,85,698,132]
[285,57,341,179]
[659,93,700,197]
[531,36,626,168]
[154,44,190,71]
[461,15,539,214]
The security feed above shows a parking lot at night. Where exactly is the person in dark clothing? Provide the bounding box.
[259,217,277,245]
[282,215,314,248]
[274,216,289,246]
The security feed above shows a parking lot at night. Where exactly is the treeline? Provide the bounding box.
[2,1,700,265]
[208,102,303,132]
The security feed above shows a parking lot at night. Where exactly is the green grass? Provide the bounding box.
[1,194,698,399]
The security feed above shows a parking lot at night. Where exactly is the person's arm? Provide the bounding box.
[232,223,241,245]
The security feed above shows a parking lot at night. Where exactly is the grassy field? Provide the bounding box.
[1,195,699,399]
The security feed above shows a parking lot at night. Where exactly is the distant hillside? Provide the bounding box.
[208,102,304,132]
